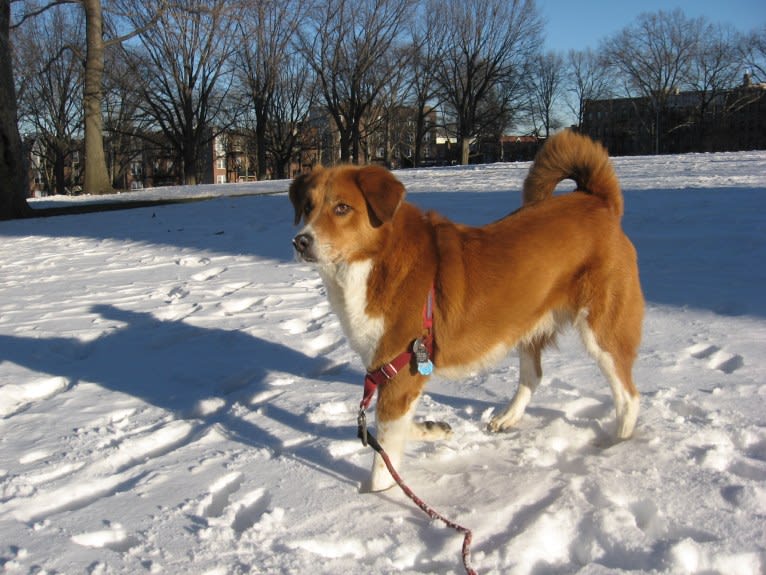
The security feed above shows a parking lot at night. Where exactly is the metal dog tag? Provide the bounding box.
[413,338,434,376]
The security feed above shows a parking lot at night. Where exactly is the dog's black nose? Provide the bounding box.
[293,233,313,255]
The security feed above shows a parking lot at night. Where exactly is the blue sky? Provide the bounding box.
[538,0,766,53]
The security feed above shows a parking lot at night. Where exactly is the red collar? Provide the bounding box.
[360,285,435,410]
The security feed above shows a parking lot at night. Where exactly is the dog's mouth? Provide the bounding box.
[295,251,318,263]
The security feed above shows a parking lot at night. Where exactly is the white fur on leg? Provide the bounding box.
[489,347,541,432]
[576,316,640,439]
[616,392,639,439]
[368,401,419,492]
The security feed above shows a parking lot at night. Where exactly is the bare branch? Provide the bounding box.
[10,0,79,28]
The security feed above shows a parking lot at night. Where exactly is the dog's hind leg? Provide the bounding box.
[488,343,542,432]
[576,312,640,440]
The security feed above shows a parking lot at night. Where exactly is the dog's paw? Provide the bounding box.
[487,415,516,433]
[487,404,526,433]
[365,470,397,493]
[410,420,452,441]
[360,479,397,493]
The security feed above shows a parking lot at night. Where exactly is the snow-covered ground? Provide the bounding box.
[1,151,765,574]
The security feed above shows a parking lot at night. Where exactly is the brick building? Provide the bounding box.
[582,75,766,155]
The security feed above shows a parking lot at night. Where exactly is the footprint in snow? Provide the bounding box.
[218,297,260,315]
[307,401,353,427]
[196,475,279,536]
[307,333,344,355]
[685,343,743,374]
[191,266,227,282]
[176,256,211,267]
[231,489,273,534]
[71,522,140,553]
[0,376,70,418]
[197,472,244,519]
[166,285,189,301]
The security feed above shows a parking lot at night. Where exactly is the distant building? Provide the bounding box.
[201,131,255,184]
[485,135,542,163]
[582,74,766,155]
[23,134,82,197]
[293,106,444,172]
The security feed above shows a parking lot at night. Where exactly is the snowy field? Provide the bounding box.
[1,151,765,574]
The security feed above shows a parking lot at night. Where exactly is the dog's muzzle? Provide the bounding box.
[292,232,318,262]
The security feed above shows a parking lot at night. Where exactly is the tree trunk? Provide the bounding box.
[54,150,67,196]
[0,0,31,219]
[183,142,197,185]
[413,110,425,167]
[351,126,361,164]
[255,119,267,179]
[459,137,470,165]
[338,129,351,164]
[82,0,112,195]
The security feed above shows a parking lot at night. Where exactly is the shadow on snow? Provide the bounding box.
[2,187,763,316]
[0,304,368,486]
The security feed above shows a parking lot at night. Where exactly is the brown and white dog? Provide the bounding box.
[290,130,644,491]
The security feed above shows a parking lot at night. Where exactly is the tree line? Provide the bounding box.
[1,0,764,219]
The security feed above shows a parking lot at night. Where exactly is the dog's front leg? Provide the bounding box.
[369,406,417,491]
[368,375,425,492]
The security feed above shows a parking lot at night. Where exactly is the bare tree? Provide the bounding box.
[741,25,766,82]
[362,42,412,166]
[685,22,747,148]
[602,9,702,154]
[430,0,542,164]
[13,0,121,195]
[296,0,415,164]
[77,0,111,194]
[0,0,31,219]
[565,48,613,129]
[12,1,170,194]
[101,45,144,188]
[529,51,565,138]
[119,0,235,185]
[266,49,316,178]
[406,3,443,167]
[235,0,299,179]
[15,5,84,195]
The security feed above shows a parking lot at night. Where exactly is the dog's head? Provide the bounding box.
[290,165,405,265]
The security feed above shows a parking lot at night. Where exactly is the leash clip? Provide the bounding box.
[357,408,368,446]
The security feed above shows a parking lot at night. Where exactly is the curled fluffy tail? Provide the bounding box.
[523,130,623,217]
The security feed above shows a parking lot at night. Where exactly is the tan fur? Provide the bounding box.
[290,130,644,488]
[523,129,624,216]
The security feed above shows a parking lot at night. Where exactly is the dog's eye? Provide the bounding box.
[334,203,351,216]
[303,202,313,216]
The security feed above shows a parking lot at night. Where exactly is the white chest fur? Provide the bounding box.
[319,260,384,369]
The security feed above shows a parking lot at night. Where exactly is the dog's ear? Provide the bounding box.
[288,171,314,226]
[355,165,405,227]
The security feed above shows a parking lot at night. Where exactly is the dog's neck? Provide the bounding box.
[318,259,385,369]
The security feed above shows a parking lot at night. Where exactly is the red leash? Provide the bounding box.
[356,285,478,575]
[357,415,478,575]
